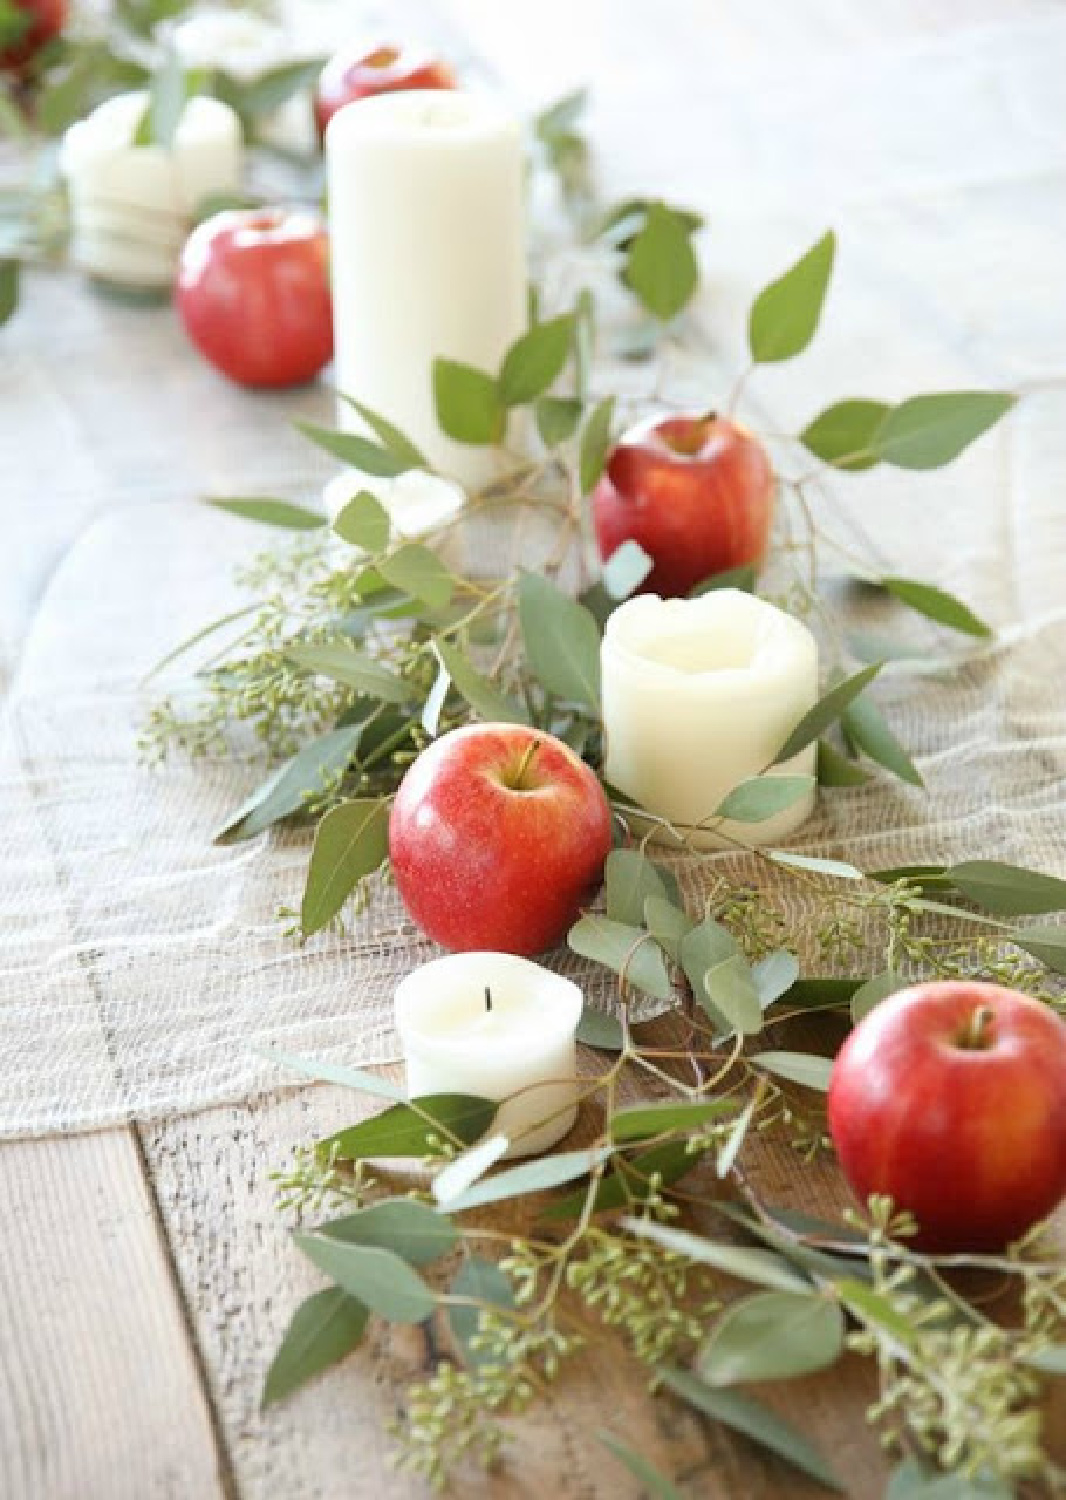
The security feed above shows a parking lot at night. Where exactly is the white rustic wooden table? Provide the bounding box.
[3,2,1065,1496]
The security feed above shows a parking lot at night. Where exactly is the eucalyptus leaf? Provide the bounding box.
[597,1433,686,1500]
[688,563,757,595]
[799,398,890,471]
[135,49,187,148]
[869,863,950,891]
[432,1135,510,1205]
[680,915,738,1028]
[579,395,616,494]
[576,1006,625,1051]
[841,694,923,786]
[295,420,412,477]
[432,358,505,445]
[420,655,450,737]
[300,798,389,935]
[660,1368,844,1491]
[700,1291,844,1386]
[704,953,763,1036]
[774,664,883,763]
[568,914,674,1001]
[752,1051,834,1091]
[610,1097,738,1143]
[1021,1344,1066,1376]
[767,850,864,880]
[816,739,871,787]
[294,1234,436,1323]
[776,977,864,1011]
[286,641,413,703]
[604,848,679,926]
[448,1257,515,1368]
[431,640,528,724]
[0,258,19,326]
[333,491,391,551]
[644,895,695,963]
[714,775,814,824]
[207,496,326,530]
[542,1141,699,1221]
[254,1047,405,1102]
[835,1278,917,1349]
[623,201,700,321]
[1012,923,1066,974]
[879,576,991,638]
[223,57,328,121]
[748,231,836,365]
[601,539,654,599]
[333,392,429,469]
[752,950,801,1008]
[323,1095,497,1161]
[947,859,1066,916]
[378,543,453,610]
[850,971,905,1023]
[535,396,583,448]
[215,724,363,844]
[533,87,588,142]
[622,1219,812,1293]
[499,313,574,405]
[518,570,601,709]
[262,1287,368,1407]
[440,1145,612,1213]
[716,1091,757,1178]
[319,1199,457,1265]
[872,391,1016,470]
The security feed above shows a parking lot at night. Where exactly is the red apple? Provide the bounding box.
[389,724,613,956]
[314,42,456,137]
[176,207,332,389]
[828,980,1066,1252]
[0,0,66,71]
[592,413,774,598]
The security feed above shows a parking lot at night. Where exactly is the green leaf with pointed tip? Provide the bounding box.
[947,859,1066,916]
[499,314,574,405]
[688,563,758,595]
[255,1048,405,1101]
[221,57,328,121]
[568,914,674,1001]
[432,358,505,445]
[623,202,700,321]
[714,775,814,823]
[869,863,949,891]
[378,543,453,610]
[850,971,905,1023]
[777,978,864,1011]
[300,798,389,935]
[767,850,864,880]
[598,1433,686,1500]
[704,953,763,1036]
[872,392,1016,470]
[774,664,883,763]
[835,1279,917,1348]
[294,1234,436,1323]
[841,694,923,786]
[716,1092,757,1178]
[610,1098,738,1143]
[623,1219,812,1293]
[577,1006,625,1051]
[1013,923,1066,974]
[262,1287,368,1407]
[518,570,601,709]
[644,895,694,963]
[800,398,889,471]
[322,1095,497,1161]
[207,496,327,530]
[333,392,429,469]
[432,1135,510,1205]
[817,739,871,787]
[215,725,364,844]
[333,491,390,551]
[448,1257,515,1368]
[286,642,413,703]
[534,87,588,142]
[579,395,616,494]
[660,1368,844,1491]
[879,576,991,638]
[431,640,528,725]
[535,395,583,448]
[680,916,737,1029]
[541,1141,699,1221]
[0,258,19,326]
[441,1146,612,1213]
[748,231,836,364]
[319,1199,457,1265]
[601,539,654,599]
[134,50,187,148]
[752,1051,834,1091]
[752,950,800,1008]
[700,1291,845,1386]
[604,848,679,926]
[296,420,413,477]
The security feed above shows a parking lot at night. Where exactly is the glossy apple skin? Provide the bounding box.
[176,208,333,389]
[592,413,774,598]
[0,0,66,71]
[828,981,1066,1252]
[314,43,456,136]
[389,724,613,956]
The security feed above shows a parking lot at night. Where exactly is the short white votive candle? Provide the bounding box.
[394,952,582,1158]
[327,89,527,491]
[601,589,819,849]
[61,90,242,289]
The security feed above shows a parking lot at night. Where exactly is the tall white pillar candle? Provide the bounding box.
[394,952,582,1158]
[601,590,819,849]
[327,90,527,491]
[61,91,242,289]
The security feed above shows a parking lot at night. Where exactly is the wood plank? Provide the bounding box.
[0,1129,228,1500]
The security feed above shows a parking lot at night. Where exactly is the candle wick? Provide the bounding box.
[484,986,493,1013]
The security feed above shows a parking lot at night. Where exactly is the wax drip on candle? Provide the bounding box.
[484,986,493,1013]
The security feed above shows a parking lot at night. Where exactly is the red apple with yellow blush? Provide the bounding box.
[314,43,456,137]
[592,412,775,598]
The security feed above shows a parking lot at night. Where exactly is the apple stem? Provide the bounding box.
[484,986,493,1013]
[961,1005,995,1050]
[512,737,541,790]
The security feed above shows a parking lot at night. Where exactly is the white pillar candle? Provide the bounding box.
[60,91,242,289]
[601,589,819,849]
[395,952,582,1158]
[322,468,467,572]
[327,90,527,491]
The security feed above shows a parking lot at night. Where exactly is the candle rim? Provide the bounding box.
[395,951,583,1053]
[325,87,519,151]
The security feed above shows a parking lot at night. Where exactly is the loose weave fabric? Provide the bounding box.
[2,0,1064,1137]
